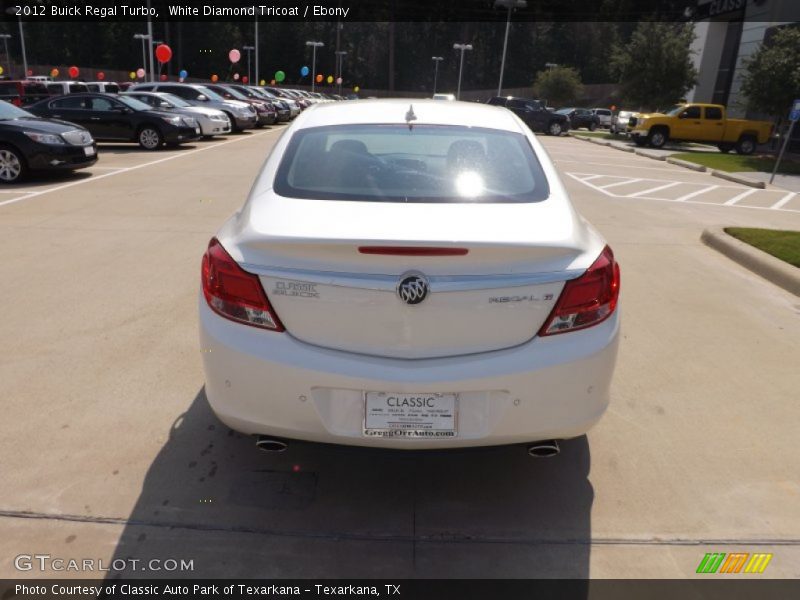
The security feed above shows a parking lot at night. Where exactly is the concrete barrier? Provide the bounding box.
[711,170,766,189]
[666,157,707,172]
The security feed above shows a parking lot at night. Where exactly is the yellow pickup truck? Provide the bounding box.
[629,103,772,154]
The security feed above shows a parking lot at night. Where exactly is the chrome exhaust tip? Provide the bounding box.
[255,436,288,453]
[527,440,560,458]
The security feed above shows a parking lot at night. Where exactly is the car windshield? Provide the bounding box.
[664,105,686,116]
[0,102,34,120]
[158,93,191,108]
[555,108,573,114]
[274,124,549,203]
[116,95,153,111]
[217,86,250,101]
[193,86,225,102]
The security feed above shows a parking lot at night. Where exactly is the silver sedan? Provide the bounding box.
[121,91,232,138]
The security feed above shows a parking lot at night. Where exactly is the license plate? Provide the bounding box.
[364,392,457,438]
[83,146,95,156]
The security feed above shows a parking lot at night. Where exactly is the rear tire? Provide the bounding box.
[547,121,563,136]
[735,135,756,155]
[647,128,668,148]
[137,126,163,150]
[588,121,597,132]
[0,144,26,183]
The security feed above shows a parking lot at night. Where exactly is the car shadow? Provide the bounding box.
[96,144,199,155]
[10,170,94,188]
[106,388,592,584]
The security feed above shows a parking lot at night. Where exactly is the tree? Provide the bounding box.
[533,66,583,107]
[740,26,800,119]
[611,21,697,111]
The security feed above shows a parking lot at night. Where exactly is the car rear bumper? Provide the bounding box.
[199,298,620,449]
[27,143,98,171]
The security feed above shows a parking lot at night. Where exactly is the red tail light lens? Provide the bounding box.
[539,245,620,336]
[201,238,284,331]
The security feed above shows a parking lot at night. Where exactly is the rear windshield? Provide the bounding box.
[274,124,549,203]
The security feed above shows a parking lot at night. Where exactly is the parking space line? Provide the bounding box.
[771,192,796,210]
[627,182,682,197]
[599,178,643,190]
[674,186,718,202]
[0,128,284,210]
[552,157,701,174]
[575,174,605,182]
[724,189,758,206]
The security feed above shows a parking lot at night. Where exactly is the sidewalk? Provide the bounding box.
[730,171,800,193]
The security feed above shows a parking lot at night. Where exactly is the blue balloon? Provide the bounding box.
[300,66,309,77]
[179,69,188,79]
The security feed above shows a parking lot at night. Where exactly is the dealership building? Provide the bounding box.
[687,0,800,117]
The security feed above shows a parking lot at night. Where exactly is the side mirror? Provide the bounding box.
[196,95,208,102]
[159,102,171,108]
[679,112,689,119]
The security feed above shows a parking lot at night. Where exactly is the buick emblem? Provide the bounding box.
[397,272,429,305]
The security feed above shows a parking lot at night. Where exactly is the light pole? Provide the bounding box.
[243,45,255,83]
[494,0,526,97]
[453,43,473,100]
[0,34,11,77]
[152,40,163,79]
[305,41,324,92]
[335,50,347,95]
[431,56,443,95]
[254,16,259,85]
[133,33,151,80]
[146,0,154,82]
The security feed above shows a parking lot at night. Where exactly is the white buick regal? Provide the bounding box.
[199,99,620,456]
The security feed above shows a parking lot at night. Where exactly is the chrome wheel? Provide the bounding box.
[0,149,22,182]
[549,122,562,136]
[649,131,666,148]
[139,128,161,150]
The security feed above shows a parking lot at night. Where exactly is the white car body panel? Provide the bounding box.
[200,99,620,449]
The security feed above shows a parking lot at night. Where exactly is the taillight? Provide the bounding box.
[201,238,284,331]
[539,245,620,336]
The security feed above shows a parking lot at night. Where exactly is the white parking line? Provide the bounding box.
[674,186,718,202]
[627,182,682,197]
[0,128,284,210]
[771,192,796,210]
[551,157,704,174]
[600,178,643,190]
[723,188,757,206]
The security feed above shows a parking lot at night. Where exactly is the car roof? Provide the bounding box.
[298,98,525,132]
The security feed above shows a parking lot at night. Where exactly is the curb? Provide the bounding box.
[634,149,667,161]
[711,170,766,189]
[701,228,800,297]
[666,157,706,172]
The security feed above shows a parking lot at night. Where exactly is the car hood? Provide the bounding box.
[180,106,225,118]
[1,116,92,134]
[221,100,251,110]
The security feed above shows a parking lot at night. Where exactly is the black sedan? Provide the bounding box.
[0,101,97,183]
[27,93,202,150]
[555,108,600,131]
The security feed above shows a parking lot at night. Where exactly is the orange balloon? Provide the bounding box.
[315,74,323,83]
[211,74,219,82]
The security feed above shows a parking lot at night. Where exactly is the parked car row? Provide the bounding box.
[0,81,349,183]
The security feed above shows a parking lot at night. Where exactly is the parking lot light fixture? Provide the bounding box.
[431,56,443,95]
[494,0,527,97]
[335,50,348,95]
[305,41,324,92]
[452,43,473,100]
[133,33,151,81]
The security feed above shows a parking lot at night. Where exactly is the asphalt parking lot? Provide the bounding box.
[1,131,798,579]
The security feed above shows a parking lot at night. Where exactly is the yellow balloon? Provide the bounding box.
[354,86,360,92]
[260,79,265,86]
[129,71,136,80]
[0,66,4,75]
[326,75,333,84]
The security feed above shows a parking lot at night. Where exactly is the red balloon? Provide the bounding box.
[155,44,172,63]
[242,76,249,84]
[97,72,105,81]
[68,66,79,78]
[160,74,168,81]
[27,69,33,76]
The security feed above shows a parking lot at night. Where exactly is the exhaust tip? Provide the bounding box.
[527,440,560,458]
[256,436,288,453]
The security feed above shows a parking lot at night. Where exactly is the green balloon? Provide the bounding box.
[275,70,286,83]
